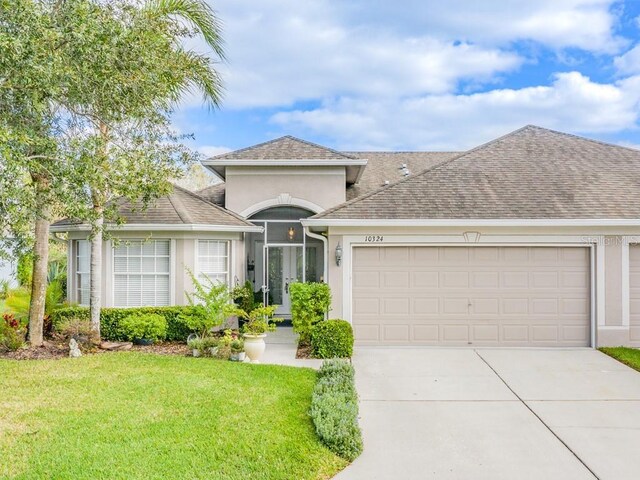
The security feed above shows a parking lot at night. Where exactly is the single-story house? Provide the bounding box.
[52,125,640,348]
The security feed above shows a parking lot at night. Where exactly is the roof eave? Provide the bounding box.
[302,218,640,227]
[50,223,263,233]
[202,159,369,181]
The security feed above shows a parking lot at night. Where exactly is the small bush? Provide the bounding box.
[58,318,99,348]
[289,282,331,344]
[310,359,363,461]
[119,313,167,342]
[311,319,354,358]
[51,306,202,341]
[0,313,26,351]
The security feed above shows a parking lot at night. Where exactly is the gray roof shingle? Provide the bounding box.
[53,185,254,228]
[314,125,640,220]
[208,135,358,160]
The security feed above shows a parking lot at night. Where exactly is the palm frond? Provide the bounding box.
[146,0,225,60]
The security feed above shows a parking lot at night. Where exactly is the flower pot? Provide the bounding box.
[230,351,246,362]
[133,338,153,346]
[192,349,201,357]
[243,334,267,363]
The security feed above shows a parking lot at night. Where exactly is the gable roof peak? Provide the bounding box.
[207,135,358,161]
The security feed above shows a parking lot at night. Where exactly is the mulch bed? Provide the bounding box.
[0,340,190,361]
[295,342,314,359]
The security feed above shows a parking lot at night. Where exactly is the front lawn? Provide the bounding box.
[600,346,640,372]
[0,354,347,479]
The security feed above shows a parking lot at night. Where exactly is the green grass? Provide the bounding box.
[599,347,640,372]
[0,354,347,480]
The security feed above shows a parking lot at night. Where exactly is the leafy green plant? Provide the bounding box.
[0,279,9,300]
[311,320,354,358]
[16,253,33,288]
[242,304,282,336]
[51,306,202,341]
[119,313,167,342]
[310,359,362,461]
[0,313,26,351]
[230,338,244,354]
[182,270,243,338]
[187,336,218,356]
[289,283,332,344]
[232,281,256,319]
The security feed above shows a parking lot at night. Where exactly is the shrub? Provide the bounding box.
[289,282,331,344]
[119,313,167,342]
[58,317,99,348]
[311,319,354,358]
[51,306,202,341]
[183,271,243,337]
[187,336,217,356]
[310,359,362,461]
[0,313,26,351]
[0,279,9,300]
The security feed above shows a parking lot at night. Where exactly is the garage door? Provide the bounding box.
[629,245,640,342]
[352,246,590,346]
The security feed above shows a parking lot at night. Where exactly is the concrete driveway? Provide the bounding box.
[335,348,640,480]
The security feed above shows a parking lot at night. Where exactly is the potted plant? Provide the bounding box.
[187,336,204,357]
[230,338,245,362]
[187,336,218,357]
[119,313,167,345]
[242,304,282,363]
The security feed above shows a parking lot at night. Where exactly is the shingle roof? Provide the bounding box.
[314,125,640,220]
[197,152,458,205]
[196,182,225,206]
[208,135,358,160]
[344,152,458,200]
[52,185,254,228]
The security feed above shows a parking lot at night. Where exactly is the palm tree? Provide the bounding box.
[61,0,227,337]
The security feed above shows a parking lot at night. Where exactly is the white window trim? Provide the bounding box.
[75,239,90,306]
[195,239,231,287]
[111,239,172,307]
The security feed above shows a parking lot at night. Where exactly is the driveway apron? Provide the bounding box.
[335,347,640,480]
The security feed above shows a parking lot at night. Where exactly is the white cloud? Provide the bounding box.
[188,0,628,110]
[198,145,232,157]
[615,44,640,75]
[271,72,640,150]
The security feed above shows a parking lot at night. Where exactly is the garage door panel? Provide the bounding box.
[352,246,590,347]
[629,246,640,343]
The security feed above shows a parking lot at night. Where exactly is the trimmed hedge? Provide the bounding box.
[310,359,363,461]
[311,319,354,358]
[51,306,203,341]
[289,282,332,343]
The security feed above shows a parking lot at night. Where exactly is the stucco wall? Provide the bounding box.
[224,166,346,215]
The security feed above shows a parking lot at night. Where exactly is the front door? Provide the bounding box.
[264,245,302,316]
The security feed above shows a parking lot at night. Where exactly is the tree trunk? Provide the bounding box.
[89,211,103,339]
[28,176,50,346]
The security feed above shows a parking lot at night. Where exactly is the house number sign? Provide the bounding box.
[364,235,384,242]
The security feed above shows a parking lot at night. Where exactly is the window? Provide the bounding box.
[113,240,170,307]
[198,240,229,284]
[76,240,90,306]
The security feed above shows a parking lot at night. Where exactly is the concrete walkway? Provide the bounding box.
[260,327,322,369]
[335,347,640,480]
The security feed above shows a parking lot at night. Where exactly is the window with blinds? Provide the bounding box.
[113,240,170,307]
[76,240,90,306]
[197,240,229,285]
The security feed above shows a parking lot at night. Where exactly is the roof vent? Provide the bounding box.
[400,163,407,169]
[402,167,410,176]
[383,180,389,185]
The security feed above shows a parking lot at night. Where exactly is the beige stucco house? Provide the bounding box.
[52,125,640,348]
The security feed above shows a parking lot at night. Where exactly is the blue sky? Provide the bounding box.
[174,0,640,155]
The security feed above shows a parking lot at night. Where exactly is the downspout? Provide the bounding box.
[304,226,328,284]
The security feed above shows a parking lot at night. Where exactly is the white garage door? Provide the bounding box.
[352,246,591,347]
[629,245,640,342]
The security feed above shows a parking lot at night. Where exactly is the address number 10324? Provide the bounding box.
[364,235,384,242]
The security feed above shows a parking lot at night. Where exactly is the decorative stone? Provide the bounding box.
[99,341,133,351]
[69,339,82,358]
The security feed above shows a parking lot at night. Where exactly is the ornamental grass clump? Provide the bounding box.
[310,359,363,461]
